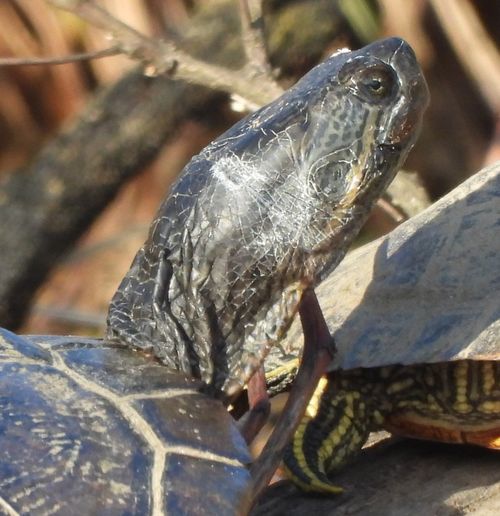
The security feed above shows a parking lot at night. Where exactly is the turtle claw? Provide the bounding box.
[238,366,271,444]
[250,288,335,500]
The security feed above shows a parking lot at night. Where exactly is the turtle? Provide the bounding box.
[0,37,428,514]
[282,161,500,494]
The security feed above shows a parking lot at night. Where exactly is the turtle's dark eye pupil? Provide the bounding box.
[364,73,389,96]
[368,79,383,91]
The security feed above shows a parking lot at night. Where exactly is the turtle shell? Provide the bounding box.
[280,161,500,371]
[0,329,252,514]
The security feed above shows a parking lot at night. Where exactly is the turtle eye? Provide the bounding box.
[339,59,398,103]
[358,66,396,100]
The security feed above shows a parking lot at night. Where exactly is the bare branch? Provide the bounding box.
[47,0,284,107]
[376,197,406,224]
[0,46,121,67]
[429,0,500,114]
[48,0,162,62]
[238,0,273,77]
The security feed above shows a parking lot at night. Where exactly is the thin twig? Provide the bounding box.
[0,46,121,66]
[47,0,284,106]
[376,197,406,224]
[429,0,500,114]
[238,0,273,76]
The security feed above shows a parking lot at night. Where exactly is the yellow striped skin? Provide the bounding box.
[283,360,500,493]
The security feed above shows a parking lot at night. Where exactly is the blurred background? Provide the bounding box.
[0,0,498,336]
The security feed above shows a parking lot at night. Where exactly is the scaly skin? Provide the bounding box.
[284,359,500,493]
[107,38,429,397]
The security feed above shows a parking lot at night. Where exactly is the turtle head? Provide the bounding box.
[107,38,429,396]
[296,37,429,212]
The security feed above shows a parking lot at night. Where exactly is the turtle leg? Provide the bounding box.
[250,288,335,499]
[282,373,380,493]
